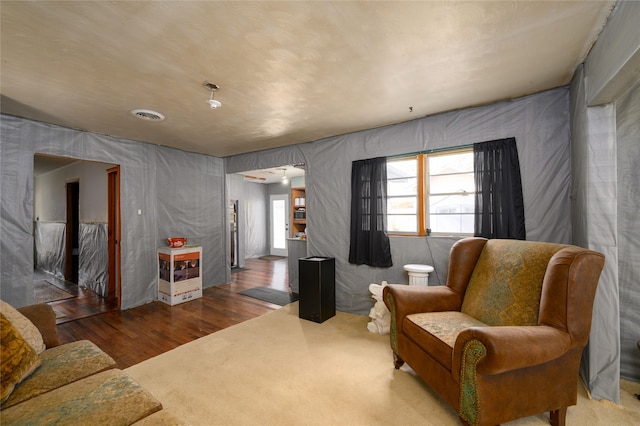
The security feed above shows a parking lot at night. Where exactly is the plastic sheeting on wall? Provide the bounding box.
[154,146,227,292]
[0,114,226,309]
[570,64,621,402]
[227,88,573,314]
[78,223,108,297]
[34,222,65,277]
[616,79,640,381]
[227,174,270,265]
[243,182,269,259]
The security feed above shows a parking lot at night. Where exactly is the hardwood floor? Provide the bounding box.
[35,269,119,324]
[56,257,290,369]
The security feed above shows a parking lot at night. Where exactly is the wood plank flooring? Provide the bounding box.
[56,257,289,369]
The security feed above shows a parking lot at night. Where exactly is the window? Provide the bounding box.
[387,158,419,233]
[386,148,474,236]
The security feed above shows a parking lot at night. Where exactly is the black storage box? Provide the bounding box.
[298,256,335,323]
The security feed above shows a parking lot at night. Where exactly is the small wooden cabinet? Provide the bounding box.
[291,186,306,237]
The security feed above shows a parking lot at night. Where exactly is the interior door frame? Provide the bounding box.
[107,166,121,306]
[64,180,80,283]
[269,193,289,257]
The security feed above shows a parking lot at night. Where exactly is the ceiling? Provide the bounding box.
[237,164,306,184]
[1,1,615,158]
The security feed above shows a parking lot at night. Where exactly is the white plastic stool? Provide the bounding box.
[404,264,435,286]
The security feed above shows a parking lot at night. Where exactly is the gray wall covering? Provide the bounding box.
[227,174,270,264]
[567,0,640,402]
[227,87,573,314]
[570,65,620,403]
[616,79,640,381]
[0,115,226,309]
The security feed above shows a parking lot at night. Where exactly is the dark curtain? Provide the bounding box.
[474,137,526,240]
[349,157,393,267]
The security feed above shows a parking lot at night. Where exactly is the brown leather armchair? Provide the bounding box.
[383,237,605,426]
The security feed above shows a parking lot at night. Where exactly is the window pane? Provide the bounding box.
[429,172,474,194]
[388,197,416,214]
[430,214,474,234]
[388,177,417,196]
[388,215,417,233]
[272,199,286,249]
[387,158,417,178]
[429,194,474,214]
[429,152,473,175]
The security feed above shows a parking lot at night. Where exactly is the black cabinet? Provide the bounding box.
[299,257,335,323]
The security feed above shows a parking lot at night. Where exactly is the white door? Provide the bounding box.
[270,194,289,256]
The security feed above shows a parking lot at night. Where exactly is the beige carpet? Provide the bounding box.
[126,303,640,426]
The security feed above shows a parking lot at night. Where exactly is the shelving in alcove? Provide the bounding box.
[291,186,306,237]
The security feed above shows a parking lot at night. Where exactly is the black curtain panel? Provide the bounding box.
[349,157,393,267]
[474,137,526,240]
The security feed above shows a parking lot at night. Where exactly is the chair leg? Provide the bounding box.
[550,407,567,426]
[393,352,405,369]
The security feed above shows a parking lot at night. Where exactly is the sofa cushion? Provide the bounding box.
[0,313,42,403]
[0,369,162,424]
[1,339,117,408]
[0,299,46,353]
[405,311,486,372]
[461,240,566,326]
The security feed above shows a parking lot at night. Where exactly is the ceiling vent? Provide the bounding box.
[131,109,165,121]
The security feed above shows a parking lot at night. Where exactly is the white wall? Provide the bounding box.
[34,159,114,222]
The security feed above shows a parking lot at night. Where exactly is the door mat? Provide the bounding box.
[231,267,250,273]
[239,287,298,306]
[258,255,286,261]
[34,280,74,304]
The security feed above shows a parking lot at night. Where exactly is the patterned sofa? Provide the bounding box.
[383,237,605,426]
[0,300,182,425]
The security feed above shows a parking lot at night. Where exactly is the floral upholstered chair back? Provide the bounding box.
[460,239,568,326]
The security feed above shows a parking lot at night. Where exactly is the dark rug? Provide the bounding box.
[231,267,250,273]
[259,255,286,261]
[239,287,298,306]
[34,280,74,304]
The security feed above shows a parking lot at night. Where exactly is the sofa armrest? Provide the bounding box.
[452,325,571,380]
[17,303,60,348]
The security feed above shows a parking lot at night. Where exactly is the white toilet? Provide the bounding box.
[403,264,435,286]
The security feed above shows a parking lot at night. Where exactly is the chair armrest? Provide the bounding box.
[452,326,571,380]
[384,285,463,335]
[17,303,60,348]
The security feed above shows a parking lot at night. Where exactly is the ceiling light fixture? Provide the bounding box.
[281,168,288,184]
[204,82,221,109]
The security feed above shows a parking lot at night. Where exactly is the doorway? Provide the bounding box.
[33,154,120,322]
[227,164,304,268]
[230,199,239,268]
[269,194,289,257]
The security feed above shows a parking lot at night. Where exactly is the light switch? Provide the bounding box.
[137,209,142,215]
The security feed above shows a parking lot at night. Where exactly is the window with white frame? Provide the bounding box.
[387,157,419,233]
[386,148,474,235]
